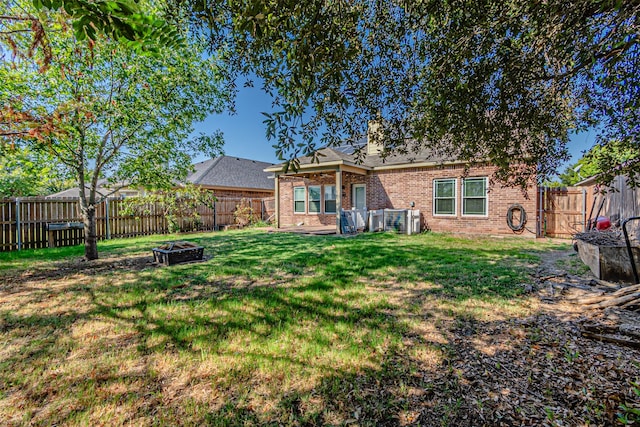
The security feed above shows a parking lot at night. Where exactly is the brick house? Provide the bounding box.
[264,136,538,237]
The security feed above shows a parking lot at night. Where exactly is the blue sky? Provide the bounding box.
[193,85,280,164]
[193,85,596,171]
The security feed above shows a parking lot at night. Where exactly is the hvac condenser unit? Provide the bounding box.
[383,209,421,235]
[368,209,384,232]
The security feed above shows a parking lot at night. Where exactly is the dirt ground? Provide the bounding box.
[424,248,640,426]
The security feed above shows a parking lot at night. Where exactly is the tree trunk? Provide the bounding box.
[82,203,98,260]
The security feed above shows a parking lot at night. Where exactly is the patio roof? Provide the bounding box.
[264,145,463,175]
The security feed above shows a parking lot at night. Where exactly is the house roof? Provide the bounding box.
[264,141,459,173]
[46,179,119,198]
[187,156,274,191]
[47,156,275,197]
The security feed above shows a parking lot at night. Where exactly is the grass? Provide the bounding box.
[0,230,566,425]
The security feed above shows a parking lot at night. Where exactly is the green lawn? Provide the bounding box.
[3,230,629,426]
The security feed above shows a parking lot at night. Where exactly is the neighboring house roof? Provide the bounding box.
[264,141,459,173]
[187,156,274,191]
[47,156,275,197]
[46,179,124,198]
[574,175,600,187]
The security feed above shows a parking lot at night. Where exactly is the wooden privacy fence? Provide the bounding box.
[540,187,591,238]
[0,196,270,252]
[540,177,640,238]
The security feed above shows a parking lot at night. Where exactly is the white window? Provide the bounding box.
[462,177,488,216]
[433,178,456,215]
[308,185,321,213]
[352,184,366,209]
[324,185,336,213]
[294,187,305,213]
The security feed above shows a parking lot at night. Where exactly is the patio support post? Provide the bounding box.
[335,169,342,234]
[274,174,280,228]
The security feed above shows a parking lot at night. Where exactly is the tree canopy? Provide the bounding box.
[4,0,639,189]
[0,0,181,70]
[0,145,72,197]
[553,139,640,187]
[1,0,227,259]
[181,0,639,187]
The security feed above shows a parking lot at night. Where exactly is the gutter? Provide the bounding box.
[264,160,372,173]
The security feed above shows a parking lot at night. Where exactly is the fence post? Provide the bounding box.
[105,198,111,240]
[582,188,587,232]
[537,187,544,238]
[261,198,264,221]
[213,201,217,231]
[15,197,21,251]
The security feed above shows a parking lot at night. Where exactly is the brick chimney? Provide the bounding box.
[367,119,383,155]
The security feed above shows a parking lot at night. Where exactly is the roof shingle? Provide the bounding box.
[47,156,275,197]
[187,156,274,190]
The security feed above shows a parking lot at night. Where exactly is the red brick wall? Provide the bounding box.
[277,165,537,236]
[278,172,365,227]
[366,164,538,237]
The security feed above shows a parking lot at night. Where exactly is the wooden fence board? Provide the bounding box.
[583,175,640,239]
[0,196,271,252]
[542,187,588,238]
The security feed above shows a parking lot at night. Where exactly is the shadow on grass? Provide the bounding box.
[1,230,584,425]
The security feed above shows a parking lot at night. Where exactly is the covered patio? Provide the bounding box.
[265,155,369,234]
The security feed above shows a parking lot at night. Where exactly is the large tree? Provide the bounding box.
[553,139,640,187]
[0,1,226,259]
[182,0,639,187]
[0,0,179,68]
[6,1,637,187]
[0,146,72,197]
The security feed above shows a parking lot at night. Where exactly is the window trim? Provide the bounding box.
[432,178,457,216]
[461,177,488,217]
[307,185,322,214]
[324,185,337,214]
[293,186,306,214]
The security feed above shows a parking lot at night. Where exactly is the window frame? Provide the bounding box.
[432,178,457,216]
[461,177,488,217]
[307,185,322,214]
[293,186,306,214]
[324,185,337,214]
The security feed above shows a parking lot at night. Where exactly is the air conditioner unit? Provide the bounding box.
[368,209,384,231]
[382,209,421,235]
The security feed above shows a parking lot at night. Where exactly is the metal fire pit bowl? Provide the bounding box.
[152,241,204,266]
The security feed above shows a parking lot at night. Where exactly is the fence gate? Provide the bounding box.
[541,187,590,238]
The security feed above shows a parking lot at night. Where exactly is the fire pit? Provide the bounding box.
[152,241,204,266]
